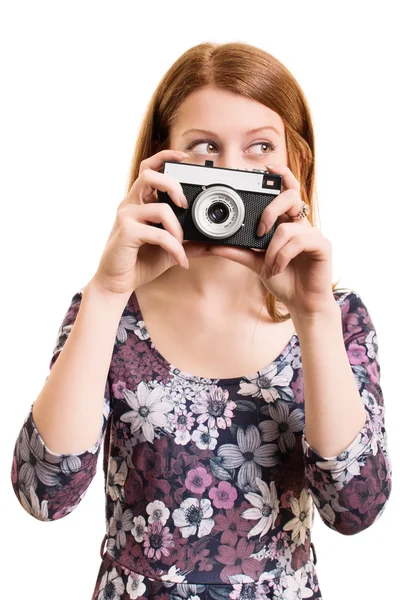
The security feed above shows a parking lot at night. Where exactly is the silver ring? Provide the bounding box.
[294,201,310,220]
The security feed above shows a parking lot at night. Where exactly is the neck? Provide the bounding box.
[154,254,269,314]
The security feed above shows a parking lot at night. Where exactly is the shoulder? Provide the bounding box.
[333,287,368,313]
[333,288,366,310]
[333,287,357,305]
[333,287,378,341]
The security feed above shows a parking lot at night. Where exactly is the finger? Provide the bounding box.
[257,188,305,236]
[263,221,308,273]
[138,149,189,176]
[131,221,189,269]
[118,150,189,210]
[143,188,158,204]
[269,235,308,276]
[121,202,189,266]
[264,164,301,193]
[120,201,185,246]
[127,169,187,209]
[266,229,324,277]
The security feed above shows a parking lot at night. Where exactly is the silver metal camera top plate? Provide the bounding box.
[163,161,280,195]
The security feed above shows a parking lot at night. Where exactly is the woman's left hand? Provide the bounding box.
[206,164,336,316]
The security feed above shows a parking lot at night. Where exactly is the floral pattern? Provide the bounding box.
[11,288,392,599]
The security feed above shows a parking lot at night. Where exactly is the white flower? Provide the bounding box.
[282,489,313,546]
[259,402,304,453]
[117,315,143,343]
[190,384,236,429]
[306,430,367,487]
[107,457,128,502]
[126,571,146,599]
[160,565,190,583]
[131,515,147,543]
[97,567,125,600]
[238,363,295,404]
[147,500,170,526]
[132,318,150,341]
[109,499,133,549]
[172,497,214,538]
[241,478,280,539]
[217,425,279,492]
[174,427,192,445]
[283,567,313,599]
[120,381,174,443]
[191,423,219,450]
[19,485,50,521]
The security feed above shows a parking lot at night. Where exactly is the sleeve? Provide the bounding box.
[301,290,392,535]
[10,288,113,521]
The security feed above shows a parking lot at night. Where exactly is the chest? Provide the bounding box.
[135,288,297,380]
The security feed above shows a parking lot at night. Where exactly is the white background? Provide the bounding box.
[1,1,398,599]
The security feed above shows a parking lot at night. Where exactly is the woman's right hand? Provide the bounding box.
[91,149,196,297]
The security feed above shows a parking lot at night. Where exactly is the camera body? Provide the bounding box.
[156,159,282,250]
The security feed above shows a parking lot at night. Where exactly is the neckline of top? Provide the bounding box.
[130,290,300,385]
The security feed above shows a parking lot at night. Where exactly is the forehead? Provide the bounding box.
[171,85,284,136]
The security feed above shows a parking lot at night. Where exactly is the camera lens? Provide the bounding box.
[191,185,245,239]
[208,202,229,224]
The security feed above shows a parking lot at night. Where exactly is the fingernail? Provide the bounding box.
[257,224,266,237]
[181,194,189,208]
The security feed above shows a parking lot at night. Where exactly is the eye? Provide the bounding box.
[248,142,277,154]
[186,139,277,155]
[186,140,218,154]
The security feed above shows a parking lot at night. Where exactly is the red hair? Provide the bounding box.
[125,41,343,321]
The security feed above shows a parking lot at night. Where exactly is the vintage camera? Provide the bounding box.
[155,159,282,250]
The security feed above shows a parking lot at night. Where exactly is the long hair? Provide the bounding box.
[124,41,345,322]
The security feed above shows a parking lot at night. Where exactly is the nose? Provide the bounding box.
[212,153,246,172]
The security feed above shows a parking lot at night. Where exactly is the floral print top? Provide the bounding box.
[11,287,392,600]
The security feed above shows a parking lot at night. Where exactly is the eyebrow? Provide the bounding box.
[180,126,281,138]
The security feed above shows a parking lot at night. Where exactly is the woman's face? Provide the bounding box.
[168,84,288,171]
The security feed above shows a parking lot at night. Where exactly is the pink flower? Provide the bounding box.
[268,530,291,560]
[216,538,264,583]
[212,503,252,546]
[280,490,294,510]
[185,467,212,494]
[170,408,195,432]
[190,384,236,429]
[209,481,237,509]
[142,520,174,560]
[112,379,127,400]
[347,341,368,366]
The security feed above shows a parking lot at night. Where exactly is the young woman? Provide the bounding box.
[11,41,392,600]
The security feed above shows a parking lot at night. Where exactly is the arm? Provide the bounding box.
[292,290,392,535]
[10,280,129,520]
